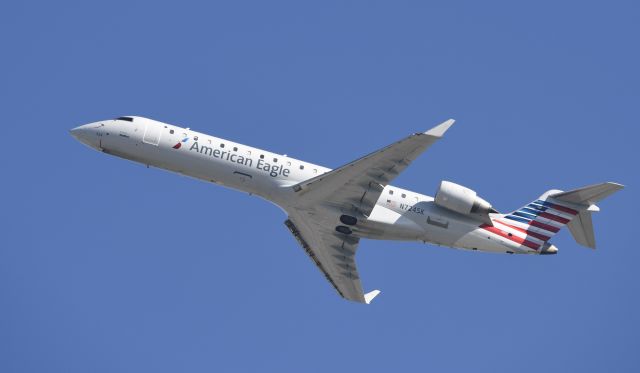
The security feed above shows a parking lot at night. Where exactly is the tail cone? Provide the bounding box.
[540,243,558,255]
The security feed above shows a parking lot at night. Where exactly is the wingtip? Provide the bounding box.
[364,289,381,304]
[606,182,625,190]
[424,119,455,137]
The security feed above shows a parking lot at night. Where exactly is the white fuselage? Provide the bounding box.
[71,116,543,255]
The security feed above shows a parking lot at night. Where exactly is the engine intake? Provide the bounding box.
[434,181,494,216]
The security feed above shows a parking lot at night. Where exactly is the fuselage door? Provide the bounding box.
[143,123,162,146]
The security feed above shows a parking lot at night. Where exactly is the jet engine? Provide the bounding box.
[434,181,494,216]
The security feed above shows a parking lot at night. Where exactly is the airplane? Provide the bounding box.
[70,116,623,304]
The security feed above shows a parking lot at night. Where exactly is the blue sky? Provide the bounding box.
[1,1,638,372]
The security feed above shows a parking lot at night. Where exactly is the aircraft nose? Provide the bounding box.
[70,124,92,141]
[70,123,102,150]
[69,125,84,140]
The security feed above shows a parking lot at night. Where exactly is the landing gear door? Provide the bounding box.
[143,123,162,146]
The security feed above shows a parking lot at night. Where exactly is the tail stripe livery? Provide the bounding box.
[504,215,562,232]
[510,200,577,222]
[533,200,579,215]
[481,197,584,252]
[524,206,575,221]
[529,220,561,233]
[504,215,533,224]
[493,221,551,242]
[513,211,537,220]
[521,207,544,215]
[538,212,571,224]
[479,223,542,250]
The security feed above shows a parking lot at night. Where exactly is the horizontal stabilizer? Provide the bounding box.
[549,182,623,249]
[364,290,381,304]
[551,182,624,205]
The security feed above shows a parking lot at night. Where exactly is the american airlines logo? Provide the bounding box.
[172,137,189,149]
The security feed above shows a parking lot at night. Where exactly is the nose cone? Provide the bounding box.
[70,123,102,150]
[69,125,84,140]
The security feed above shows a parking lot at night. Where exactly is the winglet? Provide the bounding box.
[364,290,381,304]
[424,119,455,138]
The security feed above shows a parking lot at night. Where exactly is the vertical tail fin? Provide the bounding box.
[498,195,579,247]
[494,182,623,251]
[550,182,623,249]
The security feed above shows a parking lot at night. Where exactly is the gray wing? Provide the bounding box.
[285,212,371,302]
[292,119,454,217]
[284,120,455,303]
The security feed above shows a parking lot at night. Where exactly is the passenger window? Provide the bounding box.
[169,129,174,134]
[389,190,394,195]
[233,147,238,152]
[220,143,225,148]
[273,158,278,163]
[194,136,198,141]
[260,154,264,159]
[313,169,317,174]
[299,165,304,170]
[247,150,252,155]
[287,161,291,166]
[402,194,406,198]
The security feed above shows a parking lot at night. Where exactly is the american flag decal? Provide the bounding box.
[480,199,578,251]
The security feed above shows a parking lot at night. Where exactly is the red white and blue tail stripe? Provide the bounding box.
[481,197,579,252]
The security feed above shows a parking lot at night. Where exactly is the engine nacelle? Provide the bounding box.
[434,181,493,216]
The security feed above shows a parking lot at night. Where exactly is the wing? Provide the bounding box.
[285,120,455,303]
[292,119,455,217]
[285,210,379,303]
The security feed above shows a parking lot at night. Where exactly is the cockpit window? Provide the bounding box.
[116,116,134,122]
